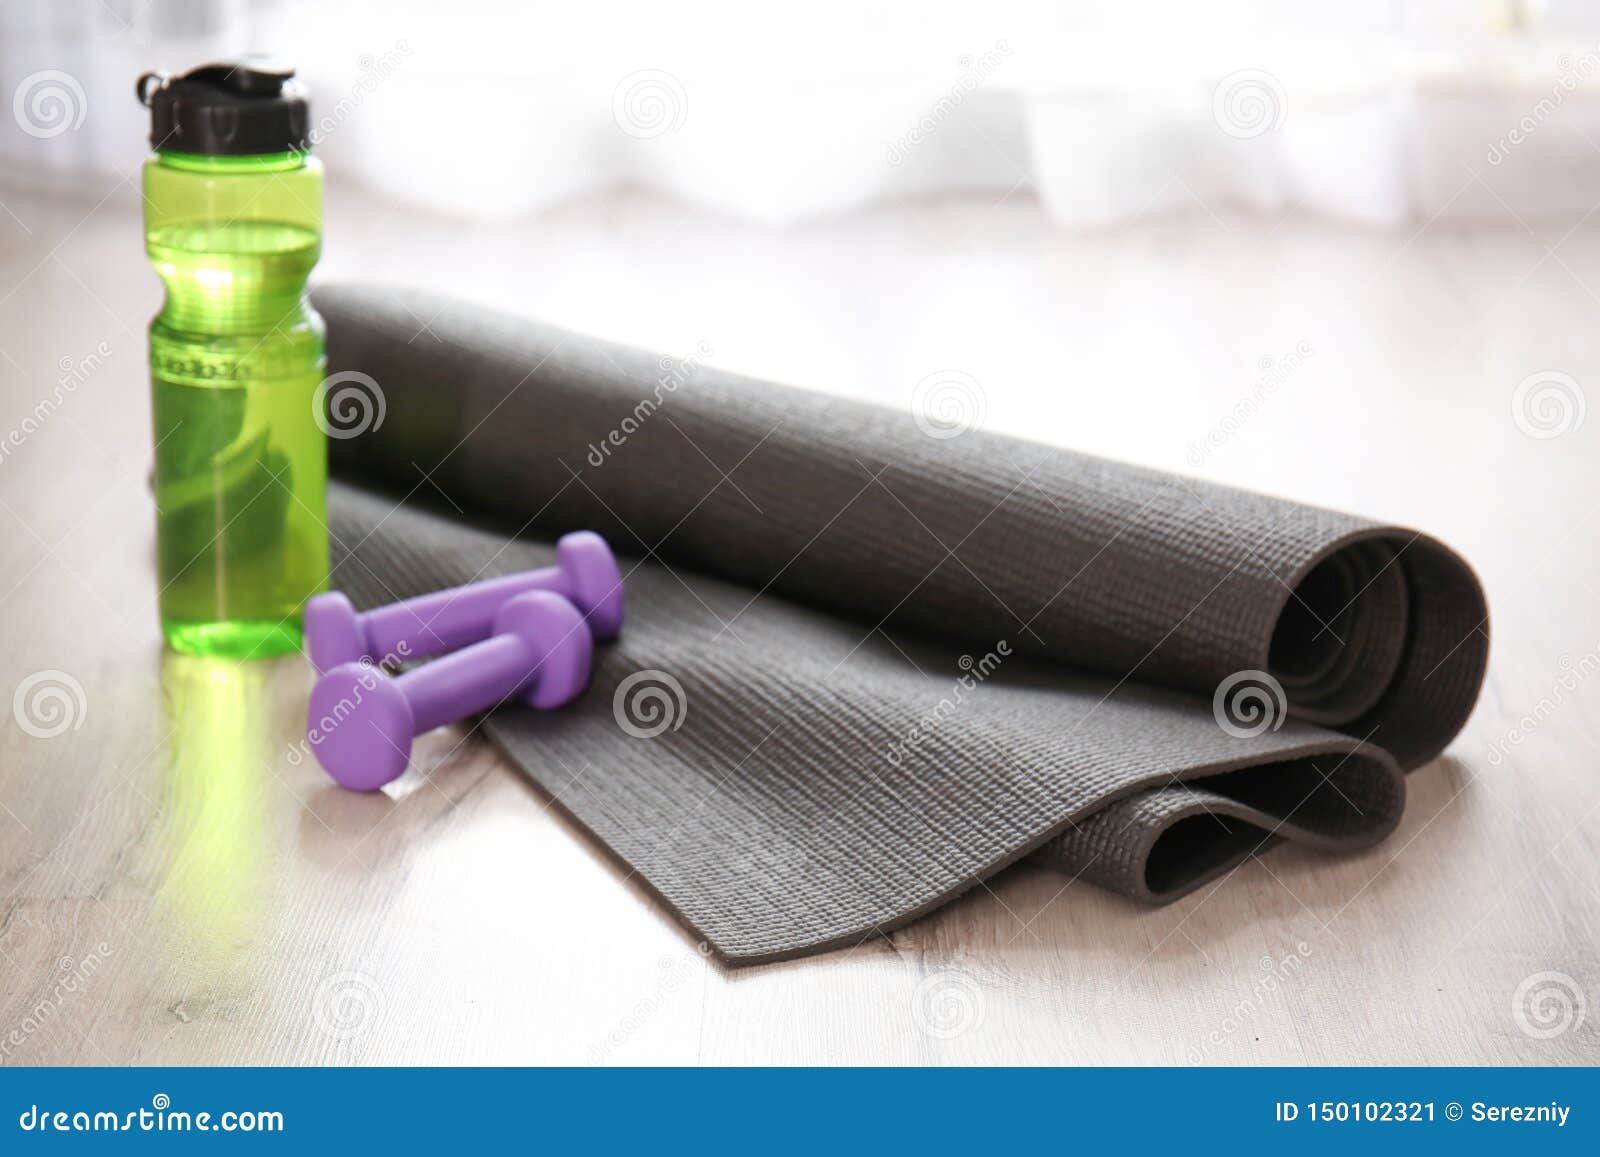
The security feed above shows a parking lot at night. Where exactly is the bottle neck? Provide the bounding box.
[145,150,322,335]
[148,223,320,333]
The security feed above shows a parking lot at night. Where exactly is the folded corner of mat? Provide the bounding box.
[317,284,1490,964]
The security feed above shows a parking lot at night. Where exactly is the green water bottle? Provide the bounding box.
[137,61,328,659]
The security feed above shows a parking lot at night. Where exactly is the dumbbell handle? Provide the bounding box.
[363,570,563,664]
[308,530,623,673]
[394,631,542,735]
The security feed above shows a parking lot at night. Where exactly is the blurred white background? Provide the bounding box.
[5,0,1600,227]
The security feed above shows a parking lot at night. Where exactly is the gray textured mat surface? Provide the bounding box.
[314,284,1489,964]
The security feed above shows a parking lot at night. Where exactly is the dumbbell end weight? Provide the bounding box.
[557,530,626,640]
[306,662,413,792]
[303,591,365,675]
[491,586,593,709]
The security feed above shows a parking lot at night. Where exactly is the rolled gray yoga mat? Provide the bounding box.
[314,285,1490,965]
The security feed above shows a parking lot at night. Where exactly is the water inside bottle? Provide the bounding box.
[148,220,328,658]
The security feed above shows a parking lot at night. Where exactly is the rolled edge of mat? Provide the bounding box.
[1269,540,1408,726]
[1264,527,1489,770]
[1031,738,1407,905]
[656,736,1405,965]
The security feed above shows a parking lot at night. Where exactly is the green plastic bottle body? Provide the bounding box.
[144,150,329,658]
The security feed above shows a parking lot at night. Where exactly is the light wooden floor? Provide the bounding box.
[0,175,1596,1065]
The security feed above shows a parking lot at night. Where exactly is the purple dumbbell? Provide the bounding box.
[307,590,592,791]
[304,530,623,673]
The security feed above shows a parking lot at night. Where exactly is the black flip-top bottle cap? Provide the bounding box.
[137,59,310,156]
